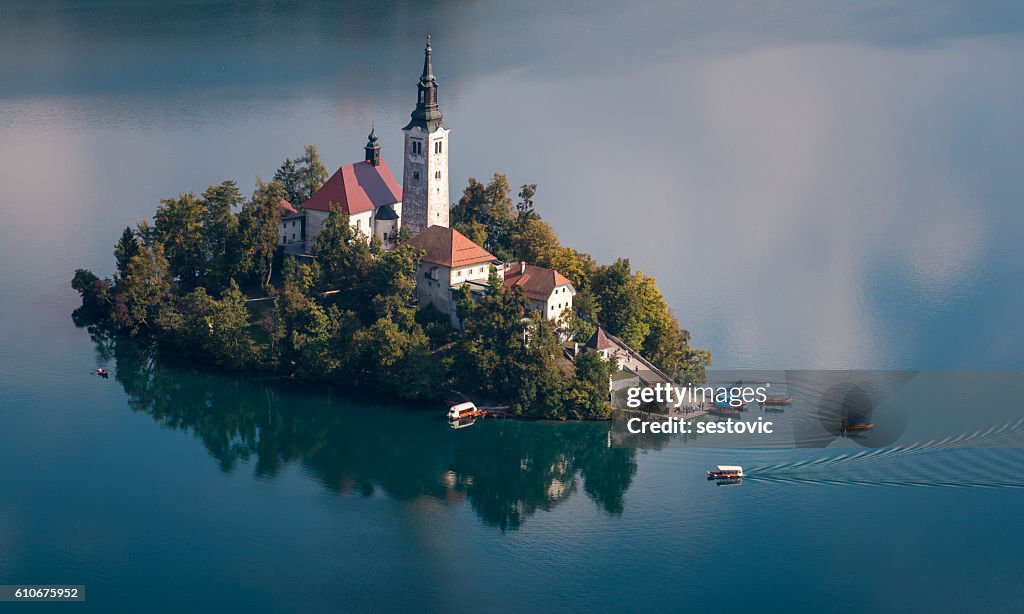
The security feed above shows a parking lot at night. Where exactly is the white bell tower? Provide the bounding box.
[402,35,449,233]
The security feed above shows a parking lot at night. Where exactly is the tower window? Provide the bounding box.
[434,141,442,154]
[411,140,423,155]
[413,171,420,180]
[435,171,441,179]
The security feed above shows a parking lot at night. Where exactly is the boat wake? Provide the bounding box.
[740,422,1024,489]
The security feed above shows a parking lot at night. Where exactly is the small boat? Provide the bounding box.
[707,465,744,480]
[447,401,478,421]
[843,419,874,433]
[96,368,110,379]
[763,396,792,406]
[449,416,477,429]
[709,405,741,417]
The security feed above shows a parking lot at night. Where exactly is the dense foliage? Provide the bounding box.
[72,150,709,419]
[452,172,711,383]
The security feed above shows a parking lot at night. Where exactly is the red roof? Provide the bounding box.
[586,327,613,350]
[502,262,574,301]
[302,158,402,215]
[278,199,298,216]
[407,226,495,268]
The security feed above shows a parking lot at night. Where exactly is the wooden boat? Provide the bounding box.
[449,416,477,429]
[96,368,110,379]
[843,419,874,433]
[707,465,744,480]
[447,402,479,421]
[709,404,741,416]
[763,396,792,406]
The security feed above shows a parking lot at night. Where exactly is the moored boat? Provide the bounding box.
[763,396,792,406]
[709,404,742,416]
[447,401,479,421]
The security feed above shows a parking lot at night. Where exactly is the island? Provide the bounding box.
[71,38,709,420]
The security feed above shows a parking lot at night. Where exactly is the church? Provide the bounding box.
[280,35,449,251]
[280,36,573,328]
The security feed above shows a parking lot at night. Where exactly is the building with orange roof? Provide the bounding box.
[407,226,499,326]
[502,261,576,321]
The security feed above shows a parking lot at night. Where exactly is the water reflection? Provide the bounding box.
[82,323,637,531]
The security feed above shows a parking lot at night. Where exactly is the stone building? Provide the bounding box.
[401,35,450,233]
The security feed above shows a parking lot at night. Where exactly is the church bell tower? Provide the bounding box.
[402,35,449,233]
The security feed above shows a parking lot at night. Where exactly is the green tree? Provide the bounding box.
[236,179,286,290]
[274,144,328,205]
[515,183,537,232]
[297,144,329,203]
[591,258,648,348]
[567,350,616,419]
[112,242,174,334]
[312,203,375,320]
[153,193,206,290]
[72,269,112,318]
[114,226,140,281]
[511,316,568,418]
[201,181,243,291]
[273,158,301,205]
[452,173,515,258]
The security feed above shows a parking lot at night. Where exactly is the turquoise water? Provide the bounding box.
[2,1,1024,611]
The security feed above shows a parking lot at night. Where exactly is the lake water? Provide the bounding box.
[2,1,1024,611]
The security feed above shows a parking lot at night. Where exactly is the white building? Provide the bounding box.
[402,35,449,233]
[278,199,303,246]
[287,128,403,252]
[502,262,576,321]
[407,226,497,327]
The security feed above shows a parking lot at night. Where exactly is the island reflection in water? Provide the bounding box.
[85,325,637,532]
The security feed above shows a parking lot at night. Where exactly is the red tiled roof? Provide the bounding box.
[407,226,494,268]
[586,327,613,350]
[278,199,298,216]
[502,262,575,301]
[302,158,402,215]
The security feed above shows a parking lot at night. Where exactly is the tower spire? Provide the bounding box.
[421,34,434,83]
[364,124,380,166]
[404,34,443,132]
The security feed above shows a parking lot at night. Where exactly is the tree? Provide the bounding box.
[511,316,568,418]
[591,258,648,348]
[452,173,515,258]
[72,269,112,318]
[112,242,174,334]
[312,203,375,320]
[515,183,537,232]
[273,144,328,206]
[201,181,243,291]
[278,281,346,379]
[153,193,206,290]
[567,350,616,419]
[236,179,286,290]
[298,145,328,200]
[273,158,301,205]
[369,243,419,321]
[114,227,140,281]
[351,314,442,400]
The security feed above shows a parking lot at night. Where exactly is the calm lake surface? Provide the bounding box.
[2,1,1024,611]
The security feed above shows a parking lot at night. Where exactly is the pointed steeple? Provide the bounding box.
[421,34,435,83]
[404,34,445,131]
[364,125,381,166]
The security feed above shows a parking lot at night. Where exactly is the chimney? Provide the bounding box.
[519,261,526,274]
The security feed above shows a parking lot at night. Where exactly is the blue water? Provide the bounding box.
[2,1,1024,611]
